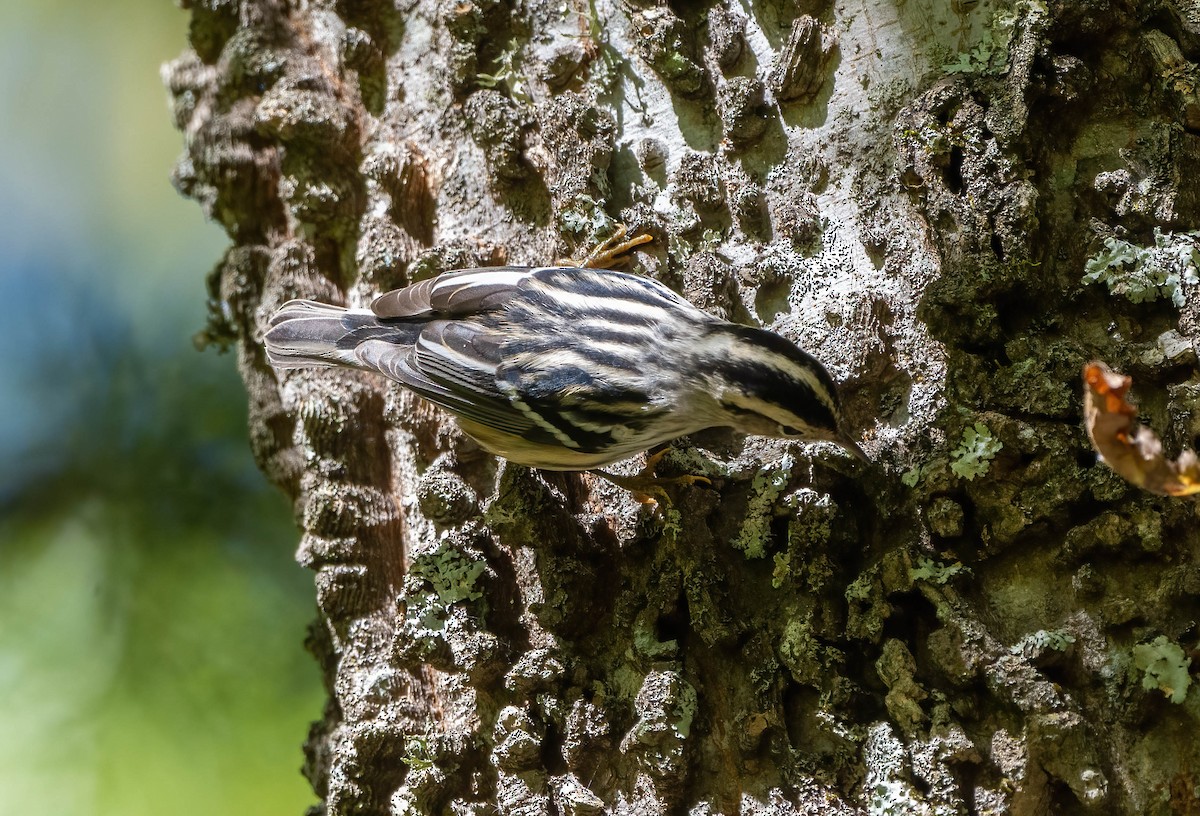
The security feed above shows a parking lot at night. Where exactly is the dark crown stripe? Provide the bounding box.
[707,355,838,432]
[721,324,839,398]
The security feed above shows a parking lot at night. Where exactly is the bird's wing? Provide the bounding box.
[368,266,688,455]
[369,277,441,318]
[353,319,538,437]
[371,267,548,318]
[369,267,604,448]
[484,266,690,454]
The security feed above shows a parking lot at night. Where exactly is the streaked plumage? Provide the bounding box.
[265,266,864,469]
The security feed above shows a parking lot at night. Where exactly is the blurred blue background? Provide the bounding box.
[0,3,324,813]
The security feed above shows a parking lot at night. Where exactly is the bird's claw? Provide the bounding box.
[590,447,712,505]
[572,225,654,270]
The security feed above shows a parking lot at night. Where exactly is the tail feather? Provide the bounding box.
[264,299,417,370]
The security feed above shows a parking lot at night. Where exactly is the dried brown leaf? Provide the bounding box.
[1083,361,1200,496]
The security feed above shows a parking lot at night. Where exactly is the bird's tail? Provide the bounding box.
[264,300,417,370]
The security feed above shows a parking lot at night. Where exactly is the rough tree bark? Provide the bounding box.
[165,0,1200,813]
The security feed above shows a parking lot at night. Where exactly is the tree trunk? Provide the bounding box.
[165,0,1200,813]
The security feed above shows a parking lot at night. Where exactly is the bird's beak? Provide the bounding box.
[837,434,870,462]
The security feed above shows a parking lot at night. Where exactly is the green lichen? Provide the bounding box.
[409,546,486,605]
[772,489,836,587]
[1081,229,1200,308]
[660,505,683,541]
[940,0,1042,76]
[786,489,834,543]
[664,221,704,263]
[950,422,1001,480]
[941,5,1019,75]
[610,665,643,701]
[942,41,1003,76]
[901,455,958,493]
[633,617,678,659]
[403,544,488,639]
[845,571,874,603]
[698,227,727,252]
[1010,629,1075,655]
[772,552,791,589]
[1132,635,1192,704]
[909,557,970,585]
[400,734,435,770]
[193,300,237,353]
[476,38,532,105]
[778,618,826,685]
[558,193,620,243]
[732,454,795,558]
[641,18,706,99]
[672,679,698,739]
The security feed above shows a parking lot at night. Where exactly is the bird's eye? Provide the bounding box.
[780,424,805,437]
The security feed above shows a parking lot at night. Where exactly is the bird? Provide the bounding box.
[264,254,865,492]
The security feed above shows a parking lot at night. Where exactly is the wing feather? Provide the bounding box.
[364,265,688,456]
[371,267,547,318]
[355,333,534,435]
[370,277,440,318]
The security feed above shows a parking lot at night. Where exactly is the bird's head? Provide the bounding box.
[702,324,867,461]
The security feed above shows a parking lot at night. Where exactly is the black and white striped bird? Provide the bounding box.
[265,266,865,475]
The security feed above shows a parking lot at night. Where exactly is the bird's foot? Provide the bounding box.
[572,225,654,270]
[590,448,712,505]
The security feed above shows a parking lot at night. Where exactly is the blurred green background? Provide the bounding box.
[0,3,324,814]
